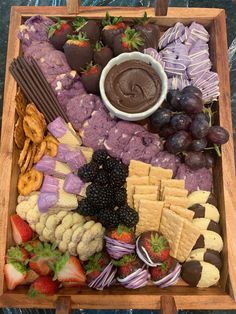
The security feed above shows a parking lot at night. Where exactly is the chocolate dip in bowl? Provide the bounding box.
[100,52,168,121]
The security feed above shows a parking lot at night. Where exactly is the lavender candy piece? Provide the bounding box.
[191,71,220,103]
[48,117,67,138]
[64,173,84,195]
[144,48,164,66]
[104,121,145,159]
[18,15,54,48]
[66,94,102,131]
[159,22,186,50]
[80,109,116,151]
[151,151,181,176]
[175,164,213,193]
[56,144,72,163]
[38,192,58,213]
[185,22,210,49]
[174,26,190,45]
[168,76,191,91]
[187,42,211,79]
[35,155,71,179]
[40,175,59,193]
[65,150,86,172]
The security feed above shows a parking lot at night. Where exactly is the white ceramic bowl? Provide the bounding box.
[99,51,168,121]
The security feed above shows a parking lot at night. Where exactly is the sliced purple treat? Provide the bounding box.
[144,48,164,66]
[65,149,86,172]
[185,22,210,48]
[175,164,213,193]
[80,109,116,151]
[48,117,67,138]
[151,151,181,176]
[41,175,59,193]
[168,76,191,91]
[35,155,56,174]
[105,236,135,259]
[63,173,84,195]
[38,192,58,213]
[159,22,186,50]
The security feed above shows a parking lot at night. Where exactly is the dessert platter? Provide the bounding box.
[0,1,236,312]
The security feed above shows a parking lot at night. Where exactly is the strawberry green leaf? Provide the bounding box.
[53,252,69,280]
[133,11,149,26]
[94,41,104,52]
[102,11,123,27]
[122,28,144,50]
[7,247,23,262]
[67,32,89,42]
[72,16,87,32]
[11,261,27,274]
[85,252,103,274]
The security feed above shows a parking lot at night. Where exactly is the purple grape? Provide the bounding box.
[194,112,210,124]
[150,108,172,131]
[184,151,206,170]
[179,94,203,114]
[158,125,176,139]
[170,114,192,131]
[165,131,192,154]
[190,138,208,152]
[190,118,209,139]
[182,86,203,99]
[207,126,229,145]
[204,152,215,169]
[167,90,182,111]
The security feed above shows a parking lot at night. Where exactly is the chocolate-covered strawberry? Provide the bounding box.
[94,41,113,68]
[133,12,160,49]
[101,12,126,48]
[63,32,93,73]
[113,28,144,56]
[81,62,102,95]
[48,19,73,51]
[136,231,170,266]
[73,17,101,44]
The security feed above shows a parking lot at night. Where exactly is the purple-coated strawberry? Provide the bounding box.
[101,12,127,48]
[149,256,177,281]
[73,17,101,44]
[94,41,113,68]
[113,28,144,56]
[81,62,102,95]
[113,254,143,279]
[85,252,110,284]
[63,32,93,73]
[133,12,160,49]
[48,19,73,51]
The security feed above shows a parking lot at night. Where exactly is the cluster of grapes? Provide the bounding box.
[150,86,229,170]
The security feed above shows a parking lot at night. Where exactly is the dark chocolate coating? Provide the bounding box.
[133,24,160,50]
[208,220,221,234]
[64,43,93,73]
[189,204,205,218]
[94,47,113,68]
[207,193,217,207]
[81,65,102,95]
[79,20,101,45]
[204,249,222,270]
[50,25,73,51]
[193,235,205,250]
[181,261,202,287]
[102,28,124,49]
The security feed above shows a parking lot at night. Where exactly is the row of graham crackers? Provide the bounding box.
[127,160,200,262]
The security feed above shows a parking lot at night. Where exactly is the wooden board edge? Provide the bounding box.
[0,6,22,296]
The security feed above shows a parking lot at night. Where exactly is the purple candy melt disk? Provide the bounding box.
[40,175,59,193]
[48,117,67,138]
[64,173,84,195]
[38,192,58,213]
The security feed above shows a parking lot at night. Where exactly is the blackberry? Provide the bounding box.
[118,205,139,228]
[78,162,98,182]
[86,184,114,208]
[115,188,127,206]
[98,208,120,229]
[76,198,97,217]
[92,149,109,165]
[94,169,109,186]
[109,164,128,187]
[104,157,121,172]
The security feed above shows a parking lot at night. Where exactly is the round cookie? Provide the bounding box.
[187,190,217,208]
[193,230,223,252]
[189,203,220,223]
[181,260,220,288]
[187,248,222,270]
[193,218,221,234]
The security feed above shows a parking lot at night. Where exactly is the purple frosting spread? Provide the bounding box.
[35,155,56,175]
[48,117,67,138]
[151,151,181,176]
[40,175,59,193]
[64,173,84,195]
[38,192,58,213]
[65,150,87,172]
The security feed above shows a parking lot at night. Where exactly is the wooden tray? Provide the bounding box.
[0,0,236,312]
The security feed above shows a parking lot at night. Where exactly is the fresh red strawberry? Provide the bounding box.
[64,32,93,73]
[94,41,113,68]
[22,269,39,285]
[85,252,110,284]
[28,275,59,297]
[4,262,27,290]
[133,12,160,49]
[48,19,73,50]
[139,231,170,263]
[11,215,33,245]
[81,62,102,94]
[7,246,29,263]
[113,254,143,279]
[113,28,144,56]
[109,224,135,244]
[24,240,42,255]
[53,253,86,284]
[29,242,61,276]
[101,12,126,48]
[149,256,177,281]
[73,17,101,44]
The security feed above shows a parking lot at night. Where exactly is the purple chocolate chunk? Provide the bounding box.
[35,155,56,175]
[64,173,84,195]
[41,175,59,193]
[56,144,72,163]
[159,22,186,49]
[151,151,181,176]
[66,94,102,131]
[81,109,116,150]
[185,22,209,48]
[38,192,58,213]
[18,15,54,47]
[175,164,212,193]
[144,48,164,66]
[48,117,67,138]
[65,150,86,172]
